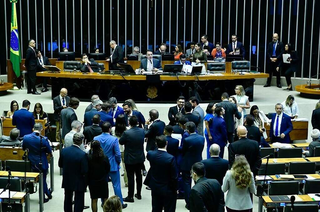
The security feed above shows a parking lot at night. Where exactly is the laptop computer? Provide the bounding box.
[118,63,136,75]
[191,66,203,75]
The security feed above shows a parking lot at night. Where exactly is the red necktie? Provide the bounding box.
[87,64,93,73]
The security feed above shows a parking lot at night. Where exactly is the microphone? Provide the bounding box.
[290,195,295,211]
[261,153,274,160]
[6,166,11,176]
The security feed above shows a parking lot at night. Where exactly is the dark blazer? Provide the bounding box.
[59,145,88,192]
[312,108,320,130]
[108,105,124,120]
[145,120,166,151]
[166,135,179,159]
[144,150,178,195]
[110,46,124,69]
[168,106,185,126]
[61,107,78,139]
[226,41,246,58]
[36,56,51,72]
[119,126,145,165]
[12,108,35,137]
[202,42,215,53]
[124,110,146,128]
[246,125,261,144]
[269,113,293,143]
[189,177,224,212]
[278,51,299,72]
[181,133,204,171]
[80,60,99,72]
[217,100,241,133]
[53,95,70,121]
[25,47,37,71]
[83,124,102,143]
[267,41,284,62]
[83,108,99,127]
[140,58,162,70]
[201,157,228,186]
[172,124,184,135]
[99,111,114,126]
[212,116,227,147]
[184,113,200,127]
[229,137,261,175]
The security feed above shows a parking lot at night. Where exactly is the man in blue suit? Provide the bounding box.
[164,125,179,161]
[99,103,114,126]
[140,50,162,73]
[144,135,178,212]
[226,34,246,58]
[23,123,52,202]
[59,133,88,212]
[174,54,191,65]
[180,122,204,209]
[145,109,165,151]
[201,34,215,53]
[270,103,293,143]
[83,99,102,127]
[12,100,35,137]
[122,101,145,128]
[94,122,126,208]
[108,97,124,123]
[211,106,227,158]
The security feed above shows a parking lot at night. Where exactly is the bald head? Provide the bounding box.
[209,144,220,157]
[60,88,68,97]
[273,33,279,42]
[237,126,247,138]
[149,109,159,121]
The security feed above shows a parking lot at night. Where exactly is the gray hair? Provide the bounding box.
[71,120,83,130]
[10,128,20,140]
[109,97,117,104]
[133,46,140,52]
[91,95,99,103]
[73,133,84,146]
[110,40,116,45]
[33,123,43,131]
[209,144,220,156]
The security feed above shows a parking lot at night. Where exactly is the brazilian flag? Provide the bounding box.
[10,0,21,78]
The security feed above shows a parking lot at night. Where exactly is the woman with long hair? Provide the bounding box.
[231,85,250,117]
[282,95,299,119]
[192,43,207,63]
[204,103,215,158]
[174,44,183,60]
[249,105,271,147]
[222,155,256,212]
[6,100,19,118]
[88,141,111,212]
[103,195,122,212]
[33,103,48,120]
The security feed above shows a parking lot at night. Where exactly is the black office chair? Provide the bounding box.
[258,163,286,175]
[313,146,320,157]
[5,160,32,172]
[288,162,316,174]
[304,180,320,194]
[277,148,303,158]
[269,181,300,195]
[284,204,318,212]
[0,177,22,191]
[260,147,275,158]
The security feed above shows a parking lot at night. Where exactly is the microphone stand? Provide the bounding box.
[258,154,271,212]
[23,149,30,212]
[38,134,44,212]
[7,168,12,212]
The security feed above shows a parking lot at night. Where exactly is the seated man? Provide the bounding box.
[155,43,168,55]
[211,43,226,61]
[185,42,196,58]
[80,53,99,73]
[304,129,320,156]
[174,55,191,73]
[0,128,21,147]
[140,50,162,74]
[129,46,143,61]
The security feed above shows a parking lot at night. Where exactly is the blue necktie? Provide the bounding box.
[272,43,276,56]
[62,97,65,106]
[275,115,279,137]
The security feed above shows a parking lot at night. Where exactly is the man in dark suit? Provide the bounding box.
[25,39,40,94]
[164,125,179,160]
[172,113,185,135]
[312,104,320,130]
[108,97,124,123]
[140,50,162,73]
[189,162,224,212]
[269,103,293,144]
[0,128,21,147]
[53,88,70,143]
[154,43,168,55]
[216,92,242,143]
[23,123,53,202]
[85,95,100,113]
[245,115,261,144]
[184,102,200,128]
[59,133,88,212]
[226,34,246,58]
[12,100,35,137]
[107,40,124,70]
[190,96,205,136]
[83,114,102,144]
[61,97,80,141]
[180,122,204,209]
[36,50,50,92]
[144,135,178,212]
[80,53,99,73]
[122,101,145,128]
[119,116,145,203]
[168,96,185,126]
[99,103,114,126]
[201,34,215,54]
[201,144,228,186]
[145,109,165,151]
[264,33,284,88]
[83,99,102,127]
[229,126,261,175]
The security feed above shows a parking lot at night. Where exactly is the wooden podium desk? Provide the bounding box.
[262,194,314,205]
[264,120,308,141]
[305,157,320,162]
[2,118,46,136]
[256,174,320,181]
[0,171,39,182]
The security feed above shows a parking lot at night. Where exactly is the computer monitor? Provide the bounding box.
[163,64,183,74]
[127,55,139,60]
[88,53,106,60]
[191,66,203,75]
[58,52,76,61]
[226,54,243,62]
[284,204,318,212]
[162,54,175,61]
[118,63,136,75]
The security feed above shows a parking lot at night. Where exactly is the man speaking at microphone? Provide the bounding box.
[23,123,53,202]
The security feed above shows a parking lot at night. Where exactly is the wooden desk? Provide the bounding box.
[262,157,307,164]
[292,143,309,148]
[0,83,13,92]
[0,171,39,182]
[295,84,320,97]
[2,118,46,136]
[263,195,313,204]
[0,147,25,161]
[265,120,308,141]
[305,157,320,162]
[55,60,109,71]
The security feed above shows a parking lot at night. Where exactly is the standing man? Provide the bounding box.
[25,39,40,95]
[145,109,165,151]
[226,34,246,58]
[83,114,102,144]
[119,116,145,203]
[189,162,225,212]
[85,95,100,112]
[190,96,204,136]
[168,96,185,126]
[144,135,178,212]
[269,103,293,143]
[180,122,204,209]
[23,123,53,202]
[164,125,179,161]
[64,120,87,152]
[83,99,102,127]
[53,88,70,143]
[107,40,124,70]
[184,102,200,128]
[122,101,145,128]
[99,103,114,126]
[59,133,88,212]
[108,97,124,123]
[201,35,215,54]
[61,97,80,141]
[12,100,35,137]
[264,33,284,88]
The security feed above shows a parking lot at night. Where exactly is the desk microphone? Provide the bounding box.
[290,195,295,211]
[261,153,274,160]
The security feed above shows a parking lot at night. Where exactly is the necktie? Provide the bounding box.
[233,42,235,51]
[62,97,65,106]
[39,58,43,65]
[149,59,153,65]
[273,43,277,56]
[275,115,279,137]
[87,64,93,73]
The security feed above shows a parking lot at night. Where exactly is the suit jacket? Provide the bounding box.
[84,108,99,127]
[168,105,185,126]
[83,124,102,143]
[166,136,179,159]
[189,177,225,212]
[110,45,124,66]
[59,145,88,192]
[25,47,38,71]
[53,95,70,121]
[226,41,246,58]
[99,111,114,126]
[278,51,299,72]
[23,132,52,171]
[181,133,204,171]
[140,58,162,70]
[184,113,200,127]
[269,113,293,143]
[80,60,99,72]
[202,42,215,53]
[185,48,196,58]
[201,157,228,186]
[144,149,177,195]
[12,108,35,137]
[246,125,261,144]
[124,110,146,128]
[94,133,121,172]
[312,108,320,130]
[36,56,51,72]
[193,105,205,135]
[61,107,78,139]
[217,100,241,133]
[212,116,227,146]
[172,124,184,135]
[108,105,124,120]
[119,126,145,164]
[145,120,166,151]
[267,41,284,63]
[229,137,261,175]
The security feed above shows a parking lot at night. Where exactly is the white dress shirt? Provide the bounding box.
[273,113,283,137]
[282,101,299,117]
